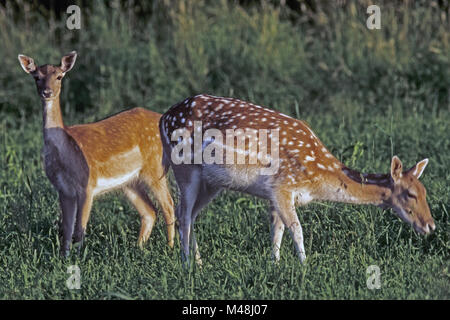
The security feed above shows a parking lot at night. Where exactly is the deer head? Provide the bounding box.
[385,156,435,235]
[18,51,77,101]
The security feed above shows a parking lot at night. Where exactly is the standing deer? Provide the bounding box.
[18,51,175,257]
[159,94,435,264]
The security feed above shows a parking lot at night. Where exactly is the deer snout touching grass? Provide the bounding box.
[18,51,175,257]
[159,94,435,265]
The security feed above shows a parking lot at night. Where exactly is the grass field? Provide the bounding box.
[0,1,449,299]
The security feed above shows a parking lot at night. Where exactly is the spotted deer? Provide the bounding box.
[18,51,175,257]
[159,94,435,264]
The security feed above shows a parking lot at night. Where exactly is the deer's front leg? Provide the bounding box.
[290,219,306,264]
[268,206,285,262]
[59,192,78,258]
[273,192,306,263]
[73,189,93,254]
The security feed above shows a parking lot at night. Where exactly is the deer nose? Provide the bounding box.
[427,221,436,232]
[422,220,435,234]
[42,89,53,98]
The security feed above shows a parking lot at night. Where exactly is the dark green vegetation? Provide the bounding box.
[0,1,449,299]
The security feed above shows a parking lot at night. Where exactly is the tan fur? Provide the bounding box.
[19,52,175,249]
[67,108,175,246]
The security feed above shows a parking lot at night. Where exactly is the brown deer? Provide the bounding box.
[159,94,435,264]
[18,51,175,257]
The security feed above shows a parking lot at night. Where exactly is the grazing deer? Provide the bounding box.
[18,51,175,257]
[159,94,435,264]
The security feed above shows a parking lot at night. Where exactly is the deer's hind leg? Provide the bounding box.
[140,173,175,248]
[170,165,203,265]
[123,182,158,247]
[189,182,222,265]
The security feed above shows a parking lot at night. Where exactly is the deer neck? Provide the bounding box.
[316,166,392,206]
[42,96,64,129]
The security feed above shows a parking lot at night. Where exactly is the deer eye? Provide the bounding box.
[56,75,63,80]
[406,191,417,199]
[405,191,418,203]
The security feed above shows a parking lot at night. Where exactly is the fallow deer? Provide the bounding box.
[18,51,175,257]
[159,94,435,264]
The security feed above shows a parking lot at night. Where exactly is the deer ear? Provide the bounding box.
[18,54,37,73]
[61,51,77,73]
[409,158,429,179]
[391,156,403,182]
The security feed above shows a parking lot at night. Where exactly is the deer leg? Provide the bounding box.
[189,226,202,266]
[268,205,285,262]
[189,182,222,266]
[59,192,78,258]
[123,184,157,247]
[273,193,306,263]
[144,176,176,248]
[73,189,93,253]
[80,189,95,232]
[172,166,202,266]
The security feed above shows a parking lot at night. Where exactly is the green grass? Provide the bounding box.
[0,1,449,299]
